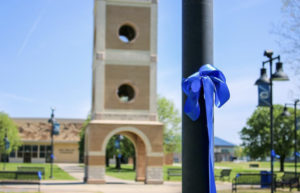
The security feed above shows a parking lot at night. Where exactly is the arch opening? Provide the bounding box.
[104,130,147,182]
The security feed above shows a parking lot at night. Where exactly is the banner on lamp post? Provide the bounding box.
[258,84,270,107]
[53,122,60,135]
[297,117,300,130]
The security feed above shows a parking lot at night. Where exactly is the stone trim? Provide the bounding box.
[89,151,105,156]
[101,126,152,154]
[146,166,163,183]
[105,49,150,65]
[88,151,163,157]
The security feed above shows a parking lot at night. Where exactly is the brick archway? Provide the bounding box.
[84,120,164,184]
[103,128,148,181]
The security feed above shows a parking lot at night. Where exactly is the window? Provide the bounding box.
[17,146,23,158]
[32,145,38,158]
[118,24,136,43]
[117,84,135,103]
[9,151,15,158]
[24,145,31,153]
[39,145,45,158]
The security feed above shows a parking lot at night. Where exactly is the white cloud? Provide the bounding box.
[17,1,50,56]
[0,92,34,103]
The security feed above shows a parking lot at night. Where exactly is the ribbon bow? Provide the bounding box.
[182,64,230,193]
[271,150,280,159]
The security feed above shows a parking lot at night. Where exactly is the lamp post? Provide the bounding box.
[282,99,300,177]
[48,108,60,179]
[255,50,289,193]
[3,128,9,170]
[115,135,122,171]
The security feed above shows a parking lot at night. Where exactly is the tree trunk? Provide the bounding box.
[116,157,121,170]
[106,156,109,167]
[280,156,285,172]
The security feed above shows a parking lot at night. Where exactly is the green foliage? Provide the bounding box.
[0,112,21,154]
[106,135,135,159]
[240,105,298,171]
[157,96,181,153]
[78,115,91,162]
[233,146,245,158]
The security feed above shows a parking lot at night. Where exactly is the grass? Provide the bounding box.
[105,161,300,183]
[0,163,75,180]
[215,161,300,182]
[106,165,136,180]
[218,190,299,193]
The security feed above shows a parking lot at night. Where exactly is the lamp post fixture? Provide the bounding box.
[282,99,300,177]
[48,108,60,179]
[255,50,289,193]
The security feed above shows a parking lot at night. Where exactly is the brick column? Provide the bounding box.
[136,137,146,181]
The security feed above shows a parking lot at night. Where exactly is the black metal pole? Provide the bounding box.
[3,128,7,171]
[50,109,54,179]
[269,60,274,193]
[50,125,54,178]
[294,100,299,176]
[182,0,213,192]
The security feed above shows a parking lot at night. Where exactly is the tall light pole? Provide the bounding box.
[282,99,300,177]
[255,50,289,193]
[3,128,9,170]
[48,108,60,179]
[182,0,213,192]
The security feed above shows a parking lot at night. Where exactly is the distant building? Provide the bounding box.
[214,136,236,162]
[10,118,84,163]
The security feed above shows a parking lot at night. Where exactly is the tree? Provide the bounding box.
[234,146,245,159]
[240,105,298,171]
[105,135,135,169]
[78,115,91,163]
[0,112,21,160]
[274,0,300,95]
[157,96,181,154]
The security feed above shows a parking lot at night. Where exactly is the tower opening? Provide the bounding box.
[117,84,135,103]
[119,24,136,43]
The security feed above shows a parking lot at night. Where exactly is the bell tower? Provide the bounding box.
[92,0,158,119]
[85,0,163,184]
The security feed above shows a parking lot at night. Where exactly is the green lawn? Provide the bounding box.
[218,190,298,193]
[105,161,300,183]
[106,165,136,180]
[215,161,300,182]
[0,163,75,180]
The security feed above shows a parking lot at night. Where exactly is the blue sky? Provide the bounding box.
[0,0,297,145]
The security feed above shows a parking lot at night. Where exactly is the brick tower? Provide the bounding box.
[84,0,163,184]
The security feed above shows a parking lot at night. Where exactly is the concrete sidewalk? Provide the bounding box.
[0,181,231,193]
[0,164,231,193]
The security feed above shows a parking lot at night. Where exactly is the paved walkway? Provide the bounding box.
[0,164,231,193]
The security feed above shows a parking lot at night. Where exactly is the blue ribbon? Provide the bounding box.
[271,150,280,159]
[296,152,300,157]
[37,171,42,180]
[182,64,230,193]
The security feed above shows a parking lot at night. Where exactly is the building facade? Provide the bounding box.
[214,136,236,162]
[10,118,83,164]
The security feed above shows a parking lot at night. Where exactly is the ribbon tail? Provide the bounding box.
[203,78,217,193]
